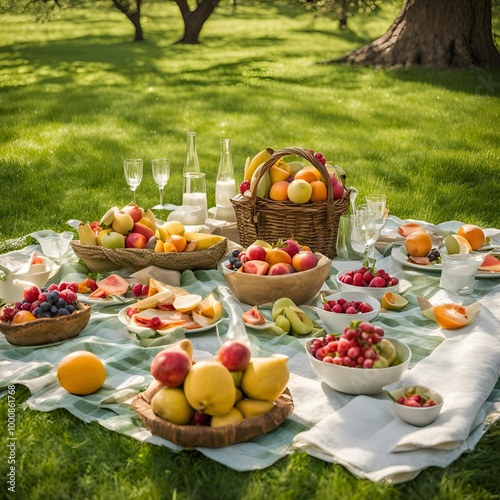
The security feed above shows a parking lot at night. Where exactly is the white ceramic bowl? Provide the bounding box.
[389,385,444,427]
[336,269,399,302]
[12,256,56,289]
[305,337,411,395]
[315,291,380,334]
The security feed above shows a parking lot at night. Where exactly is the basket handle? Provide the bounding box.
[248,147,335,214]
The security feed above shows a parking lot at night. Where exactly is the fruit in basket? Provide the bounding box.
[100,206,119,226]
[151,387,194,425]
[287,179,312,203]
[217,340,252,372]
[183,361,236,416]
[77,222,98,246]
[126,232,147,249]
[112,211,135,234]
[235,398,275,418]
[100,231,126,249]
[330,174,346,200]
[241,355,290,402]
[244,147,274,181]
[265,248,292,267]
[121,203,144,223]
[291,251,318,272]
[457,224,485,250]
[182,232,225,251]
[295,166,321,183]
[270,160,291,184]
[268,263,295,275]
[405,232,433,257]
[210,407,245,427]
[57,351,106,396]
[269,180,290,201]
[132,222,155,241]
[246,244,267,262]
[150,347,193,387]
[281,239,301,259]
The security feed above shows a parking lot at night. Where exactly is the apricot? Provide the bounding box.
[457,224,485,250]
[269,181,290,201]
[167,235,187,252]
[404,232,432,257]
[12,310,37,324]
[265,248,292,267]
[309,180,327,202]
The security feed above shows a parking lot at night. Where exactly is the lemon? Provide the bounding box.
[443,234,471,255]
[381,292,408,311]
[151,387,194,425]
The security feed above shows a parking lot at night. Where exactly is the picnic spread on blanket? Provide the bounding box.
[1,147,499,484]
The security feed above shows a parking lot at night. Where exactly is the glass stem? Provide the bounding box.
[159,188,163,206]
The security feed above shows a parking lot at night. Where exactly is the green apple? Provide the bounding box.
[100,231,126,249]
[275,314,291,334]
[271,297,297,321]
[285,305,313,335]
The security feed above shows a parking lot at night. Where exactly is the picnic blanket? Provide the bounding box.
[1,217,500,484]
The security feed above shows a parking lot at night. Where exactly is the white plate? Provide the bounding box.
[77,293,136,305]
[117,307,223,335]
[391,246,500,278]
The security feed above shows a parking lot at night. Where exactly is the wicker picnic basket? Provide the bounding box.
[131,380,294,448]
[231,147,351,259]
[70,238,228,273]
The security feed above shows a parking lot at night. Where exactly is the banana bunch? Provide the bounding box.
[244,147,274,181]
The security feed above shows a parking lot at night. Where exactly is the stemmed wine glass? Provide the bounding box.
[152,158,171,208]
[354,204,380,266]
[366,194,388,231]
[123,158,143,204]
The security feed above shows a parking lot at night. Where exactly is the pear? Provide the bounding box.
[285,305,313,335]
[271,297,297,321]
[240,355,289,402]
[164,338,194,361]
[183,361,236,417]
[142,209,158,230]
[77,222,97,246]
[111,211,135,235]
[151,387,194,425]
[235,398,275,418]
[210,407,245,427]
[373,356,390,369]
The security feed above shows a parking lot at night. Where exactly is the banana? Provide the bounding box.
[142,209,157,230]
[244,147,274,181]
[249,163,271,198]
[100,206,119,227]
[78,222,97,246]
[183,232,226,250]
[155,227,169,242]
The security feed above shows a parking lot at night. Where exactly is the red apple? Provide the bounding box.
[243,260,269,275]
[132,222,155,241]
[268,263,295,275]
[330,173,345,200]
[125,232,147,249]
[245,245,267,261]
[291,251,318,272]
[23,285,41,303]
[282,239,301,258]
[122,203,144,223]
[150,347,192,387]
[217,340,251,372]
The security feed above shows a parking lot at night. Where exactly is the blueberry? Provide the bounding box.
[58,308,70,316]
[234,261,243,269]
[232,249,240,258]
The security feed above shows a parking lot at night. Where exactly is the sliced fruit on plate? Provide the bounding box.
[172,294,203,313]
[192,293,223,326]
[478,253,500,272]
[130,308,199,330]
[381,292,408,311]
[94,274,129,296]
[134,289,174,310]
[443,234,472,255]
[417,296,480,329]
[397,223,426,237]
[242,306,266,325]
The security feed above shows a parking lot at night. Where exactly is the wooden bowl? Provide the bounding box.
[0,302,91,346]
[131,380,294,448]
[222,253,332,305]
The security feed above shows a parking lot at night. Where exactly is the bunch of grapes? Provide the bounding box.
[131,283,150,298]
[309,321,385,369]
[339,267,398,288]
[427,248,441,263]
[225,249,247,270]
[322,297,373,314]
[306,149,327,166]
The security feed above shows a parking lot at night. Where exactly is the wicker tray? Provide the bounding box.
[70,238,228,273]
[131,380,294,448]
[231,147,351,259]
[0,302,91,346]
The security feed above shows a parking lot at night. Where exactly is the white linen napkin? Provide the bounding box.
[293,303,500,483]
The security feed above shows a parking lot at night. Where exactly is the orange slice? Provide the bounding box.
[418,296,480,330]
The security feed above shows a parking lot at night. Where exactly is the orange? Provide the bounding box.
[57,351,106,395]
[167,234,187,252]
[404,231,432,257]
[457,224,485,250]
[265,248,292,267]
[269,181,290,201]
[309,180,327,202]
[294,166,321,183]
[433,304,474,330]
[12,311,37,324]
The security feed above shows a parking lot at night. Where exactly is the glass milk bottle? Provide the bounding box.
[215,138,237,222]
[183,132,200,192]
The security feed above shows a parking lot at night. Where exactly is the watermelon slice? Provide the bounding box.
[93,274,129,297]
[478,254,500,272]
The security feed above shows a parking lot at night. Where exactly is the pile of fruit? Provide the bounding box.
[77,204,224,253]
[225,239,318,276]
[309,320,398,369]
[320,295,374,314]
[149,339,290,427]
[239,147,346,204]
[395,387,437,408]
[338,266,399,288]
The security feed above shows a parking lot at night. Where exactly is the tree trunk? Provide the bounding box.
[330,0,500,69]
[112,0,144,42]
[175,0,220,44]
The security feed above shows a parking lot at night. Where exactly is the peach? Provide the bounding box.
[269,181,290,201]
[217,340,252,372]
[268,263,295,275]
[121,203,144,223]
[246,244,267,261]
[291,251,318,272]
[287,179,312,203]
[132,222,155,241]
[150,348,192,387]
[294,166,321,183]
[243,260,269,275]
[126,232,147,249]
[282,239,301,259]
[265,248,292,267]
[167,234,187,252]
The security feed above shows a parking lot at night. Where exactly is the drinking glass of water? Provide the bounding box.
[366,194,387,230]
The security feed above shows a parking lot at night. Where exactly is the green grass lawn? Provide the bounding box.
[1,1,500,498]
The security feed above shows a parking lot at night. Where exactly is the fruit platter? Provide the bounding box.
[71,204,228,272]
[131,339,294,448]
[392,222,500,276]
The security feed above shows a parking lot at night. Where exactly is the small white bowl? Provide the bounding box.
[13,256,56,289]
[305,337,411,395]
[336,269,399,302]
[389,385,443,427]
[315,291,380,334]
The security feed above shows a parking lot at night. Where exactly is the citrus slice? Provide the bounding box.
[443,234,472,255]
[381,292,408,311]
[173,294,203,313]
[433,302,480,329]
